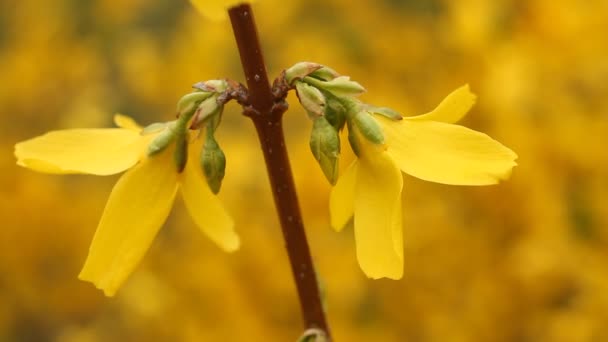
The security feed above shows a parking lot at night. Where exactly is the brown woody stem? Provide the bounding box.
[228,3,331,340]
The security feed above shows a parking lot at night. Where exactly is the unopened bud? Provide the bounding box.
[295,81,326,118]
[147,124,177,155]
[285,62,323,85]
[351,110,384,145]
[177,91,212,115]
[310,116,340,184]
[201,134,226,194]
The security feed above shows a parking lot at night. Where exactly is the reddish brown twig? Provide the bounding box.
[228,3,331,340]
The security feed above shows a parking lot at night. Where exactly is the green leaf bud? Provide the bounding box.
[285,62,323,85]
[351,110,385,145]
[201,133,226,194]
[295,81,326,118]
[310,116,340,185]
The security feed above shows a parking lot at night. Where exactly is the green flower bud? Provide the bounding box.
[304,75,366,97]
[285,62,322,85]
[351,110,384,145]
[201,132,226,194]
[295,81,326,118]
[176,91,212,115]
[367,106,403,121]
[310,116,340,185]
[147,124,177,156]
[173,132,188,173]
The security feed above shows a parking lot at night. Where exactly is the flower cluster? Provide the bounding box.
[286,62,518,279]
[15,81,239,296]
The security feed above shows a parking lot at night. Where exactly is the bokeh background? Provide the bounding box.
[1,0,607,341]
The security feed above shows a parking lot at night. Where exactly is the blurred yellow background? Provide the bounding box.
[1,0,608,341]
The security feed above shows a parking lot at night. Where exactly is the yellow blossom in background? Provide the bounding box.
[14,115,239,296]
[189,0,254,21]
[330,86,517,279]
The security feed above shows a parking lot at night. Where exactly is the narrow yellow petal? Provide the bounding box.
[405,85,476,124]
[79,150,179,296]
[190,0,252,21]
[179,140,239,252]
[113,114,142,131]
[354,146,404,279]
[15,128,144,175]
[329,161,357,232]
[380,118,518,185]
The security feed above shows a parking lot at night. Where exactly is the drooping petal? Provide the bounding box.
[329,160,357,232]
[114,114,142,131]
[354,144,404,279]
[79,150,179,296]
[190,0,253,21]
[179,140,239,252]
[380,118,518,185]
[15,128,144,175]
[405,85,476,124]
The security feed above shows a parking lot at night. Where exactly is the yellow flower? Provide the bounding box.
[189,0,254,21]
[330,85,518,279]
[14,115,239,296]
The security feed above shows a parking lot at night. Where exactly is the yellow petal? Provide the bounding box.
[405,85,476,124]
[15,128,144,175]
[179,140,239,252]
[380,118,518,185]
[329,160,357,232]
[114,114,142,131]
[79,150,179,296]
[354,146,404,279]
[190,0,252,21]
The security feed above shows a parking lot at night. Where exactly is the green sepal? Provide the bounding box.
[173,132,188,173]
[309,66,340,81]
[351,110,385,145]
[309,116,340,185]
[304,76,366,97]
[141,122,171,135]
[346,120,360,157]
[295,81,326,118]
[200,128,226,194]
[367,106,403,121]
[147,124,177,156]
[324,97,346,131]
